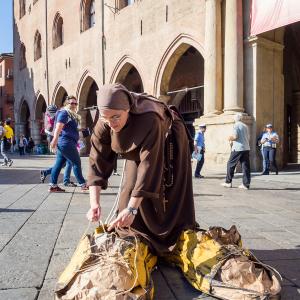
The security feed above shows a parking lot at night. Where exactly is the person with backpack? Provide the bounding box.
[40,103,76,186]
[18,134,28,155]
[1,119,14,167]
[26,137,35,154]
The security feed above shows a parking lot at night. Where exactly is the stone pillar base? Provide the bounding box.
[194,113,258,171]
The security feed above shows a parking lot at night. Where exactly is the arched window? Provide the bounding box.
[19,43,27,70]
[89,0,96,28]
[52,13,63,49]
[34,31,42,61]
[19,0,26,19]
[118,0,134,10]
[80,0,96,32]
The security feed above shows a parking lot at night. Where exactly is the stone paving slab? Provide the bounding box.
[0,288,38,300]
[1,156,300,299]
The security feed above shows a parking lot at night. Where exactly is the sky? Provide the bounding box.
[0,0,13,54]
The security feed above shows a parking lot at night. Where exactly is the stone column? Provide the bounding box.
[291,92,300,163]
[31,120,42,145]
[223,0,244,113]
[203,0,223,115]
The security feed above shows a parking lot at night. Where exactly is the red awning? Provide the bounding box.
[251,0,300,36]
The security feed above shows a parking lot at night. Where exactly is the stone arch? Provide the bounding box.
[154,37,204,138]
[110,56,144,92]
[52,12,64,49]
[32,94,47,144]
[19,98,31,138]
[80,0,96,32]
[35,94,47,120]
[53,84,68,108]
[153,34,204,97]
[77,72,100,153]
[34,30,42,61]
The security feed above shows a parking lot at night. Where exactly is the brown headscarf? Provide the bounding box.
[96,83,167,120]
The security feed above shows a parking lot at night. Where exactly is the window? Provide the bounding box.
[118,0,134,10]
[52,13,63,49]
[19,43,27,70]
[0,65,2,78]
[34,31,42,61]
[89,0,95,28]
[19,0,26,18]
[80,0,95,32]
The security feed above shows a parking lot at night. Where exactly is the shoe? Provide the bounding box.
[1,163,7,167]
[64,181,77,187]
[221,182,232,188]
[81,184,89,191]
[48,186,65,193]
[238,184,249,190]
[195,174,204,178]
[8,160,13,167]
[275,171,278,175]
[40,170,46,183]
[260,172,269,175]
[113,172,120,176]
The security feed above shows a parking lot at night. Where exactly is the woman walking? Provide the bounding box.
[49,96,88,192]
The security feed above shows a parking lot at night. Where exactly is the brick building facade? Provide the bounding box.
[0,53,14,124]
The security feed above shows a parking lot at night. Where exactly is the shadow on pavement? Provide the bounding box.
[0,168,62,185]
[0,208,35,213]
[251,187,300,191]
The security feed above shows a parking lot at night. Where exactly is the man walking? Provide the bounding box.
[221,113,251,189]
[1,119,14,167]
[194,124,206,178]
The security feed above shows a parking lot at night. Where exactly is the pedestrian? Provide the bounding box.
[221,113,251,189]
[40,100,77,187]
[0,121,6,164]
[112,157,120,175]
[86,83,196,255]
[26,137,35,154]
[0,119,14,167]
[18,134,27,155]
[260,124,279,175]
[194,123,206,178]
[40,161,76,186]
[49,95,88,192]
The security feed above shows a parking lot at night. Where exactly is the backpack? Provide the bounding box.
[44,111,56,134]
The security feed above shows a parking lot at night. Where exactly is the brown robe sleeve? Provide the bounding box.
[87,120,117,189]
[131,114,164,199]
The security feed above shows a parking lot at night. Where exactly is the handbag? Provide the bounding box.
[192,146,202,161]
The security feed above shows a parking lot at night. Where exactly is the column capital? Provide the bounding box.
[245,36,284,52]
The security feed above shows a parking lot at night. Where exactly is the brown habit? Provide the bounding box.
[88,84,196,255]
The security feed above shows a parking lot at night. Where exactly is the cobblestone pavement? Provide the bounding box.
[0,155,299,300]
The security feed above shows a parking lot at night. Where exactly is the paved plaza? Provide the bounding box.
[0,155,299,300]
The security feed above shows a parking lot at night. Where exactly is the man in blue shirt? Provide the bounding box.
[221,113,251,189]
[194,124,206,178]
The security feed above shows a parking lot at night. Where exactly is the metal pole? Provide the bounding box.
[101,0,105,85]
[45,0,50,103]
[166,85,204,95]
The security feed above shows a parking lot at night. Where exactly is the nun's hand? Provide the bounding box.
[86,205,101,222]
[108,208,135,231]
